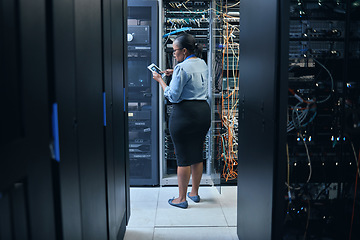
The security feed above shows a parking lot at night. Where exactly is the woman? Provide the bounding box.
[152,33,211,209]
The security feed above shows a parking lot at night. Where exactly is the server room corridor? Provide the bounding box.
[3,0,360,239]
[124,186,237,240]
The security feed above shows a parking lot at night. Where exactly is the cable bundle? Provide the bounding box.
[218,1,240,181]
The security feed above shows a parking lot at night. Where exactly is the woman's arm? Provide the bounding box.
[152,72,167,91]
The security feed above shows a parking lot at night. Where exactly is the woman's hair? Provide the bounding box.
[174,33,203,58]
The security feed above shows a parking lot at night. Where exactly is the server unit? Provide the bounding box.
[128,0,159,186]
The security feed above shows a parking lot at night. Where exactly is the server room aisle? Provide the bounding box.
[124,186,238,240]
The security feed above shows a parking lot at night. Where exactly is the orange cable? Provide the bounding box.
[219,5,239,181]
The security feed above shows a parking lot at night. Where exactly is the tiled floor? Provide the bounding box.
[124,186,238,240]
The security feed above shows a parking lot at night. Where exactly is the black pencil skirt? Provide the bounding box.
[169,100,211,167]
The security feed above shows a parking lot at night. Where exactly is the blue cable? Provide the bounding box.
[162,27,192,38]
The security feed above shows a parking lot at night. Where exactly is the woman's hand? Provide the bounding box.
[152,72,168,91]
[152,72,163,83]
[162,69,173,76]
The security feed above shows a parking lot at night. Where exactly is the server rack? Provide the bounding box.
[158,0,241,187]
[238,0,360,239]
[128,0,159,186]
[285,1,360,239]
[159,0,217,186]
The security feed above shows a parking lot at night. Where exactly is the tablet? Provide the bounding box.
[147,63,165,77]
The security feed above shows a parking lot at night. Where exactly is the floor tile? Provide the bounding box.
[220,200,237,227]
[158,186,180,200]
[194,186,223,202]
[155,199,227,227]
[126,186,238,239]
[220,186,237,195]
[154,227,235,240]
[130,187,159,202]
[217,186,237,226]
[229,227,239,240]
[124,227,153,240]
[128,201,157,227]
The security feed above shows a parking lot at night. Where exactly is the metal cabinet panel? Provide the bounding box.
[0,0,58,238]
[104,0,129,238]
[11,184,29,240]
[52,0,82,238]
[53,0,129,239]
[237,0,289,239]
[0,194,12,240]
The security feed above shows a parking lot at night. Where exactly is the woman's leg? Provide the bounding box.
[189,161,203,197]
[172,166,191,204]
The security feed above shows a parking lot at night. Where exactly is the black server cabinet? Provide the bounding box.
[53,0,109,239]
[53,0,129,239]
[237,0,289,240]
[127,0,159,186]
[0,0,129,239]
[0,0,58,238]
[284,1,360,239]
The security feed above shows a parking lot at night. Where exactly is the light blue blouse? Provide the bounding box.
[164,58,208,103]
